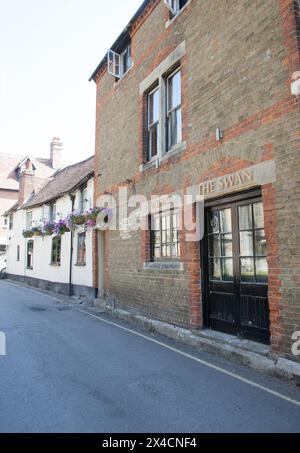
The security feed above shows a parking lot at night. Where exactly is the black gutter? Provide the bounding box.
[69,194,75,298]
[89,0,151,82]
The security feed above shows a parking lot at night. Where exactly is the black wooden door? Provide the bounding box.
[204,193,270,344]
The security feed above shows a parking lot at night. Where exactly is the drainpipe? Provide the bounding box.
[69,195,75,297]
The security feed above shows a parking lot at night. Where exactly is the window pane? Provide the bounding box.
[209,212,220,233]
[149,89,159,124]
[241,258,255,282]
[168,70,181,109]
[209,234,221,257]
[253,203,264,229]
[222,234,233,257]
[168,109,181,148]
[222,258,233,281]
[240,231,254,257]
[255,229,267,256]
[210,258,221,280]
[239,205,253,230]
[148,124,158,159]
[220,209,231,233]
[256,258,268,283]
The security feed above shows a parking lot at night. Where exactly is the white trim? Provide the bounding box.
[165,0,192,29]
[139,42,185,95]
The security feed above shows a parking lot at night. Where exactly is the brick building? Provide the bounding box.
[90,0,300,360]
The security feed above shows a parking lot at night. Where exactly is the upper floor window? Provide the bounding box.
[49,203,57,222]
[26,212,32,230]
[167,69,182,150]
[107,43,132,79]
[8,215,13,230]
[147,86,160,161]
[165,0,188,16]
[145,67,182,163]
[51,236,61,266]
[3,217,8,229]
[80,187,89,213]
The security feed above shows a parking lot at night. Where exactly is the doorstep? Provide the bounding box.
[94,298,300,385]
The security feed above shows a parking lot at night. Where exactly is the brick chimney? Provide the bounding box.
[50,137,62,170]
[18,169,35,205]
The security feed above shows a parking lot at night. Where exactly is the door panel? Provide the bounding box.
[204,195,270,344]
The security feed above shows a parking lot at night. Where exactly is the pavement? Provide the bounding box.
[0,280,299,433]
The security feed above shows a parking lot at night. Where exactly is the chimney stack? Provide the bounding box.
[18,169,35,205]
[50,137,62,170]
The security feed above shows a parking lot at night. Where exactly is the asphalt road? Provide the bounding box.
[0,280,299,433]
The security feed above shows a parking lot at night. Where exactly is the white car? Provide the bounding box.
[0,256,7,276]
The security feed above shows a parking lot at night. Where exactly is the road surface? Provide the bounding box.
[0,281,299,433]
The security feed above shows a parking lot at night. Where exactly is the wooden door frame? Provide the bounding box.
[201,188,263,333]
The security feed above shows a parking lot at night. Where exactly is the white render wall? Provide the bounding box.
[6,178,94,291]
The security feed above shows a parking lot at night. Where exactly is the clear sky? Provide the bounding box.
[0,0,142,163]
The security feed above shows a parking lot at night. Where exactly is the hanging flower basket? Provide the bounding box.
[85,207,102,222]
[43,222,55,236]
[23,229,34,238]
[54,220,70,236]
[31,226,44,237]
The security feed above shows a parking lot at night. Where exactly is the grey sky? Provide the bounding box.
[0,0,142,163]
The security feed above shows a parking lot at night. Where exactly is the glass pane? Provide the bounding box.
[241,258,255,282]
[253,202,264,229]
[239,205,253,230]
[209,234,221,257]
[209,211,220,233]
[168,70,181,109]
[240,231,254,257]
[149,89,159,124]
[256,258,268,283]
[220,209,231,233]
[222,234,233,257]
[154,247,161,258]
[255,229,267,256]
[222,258,233,281]
[154,231,161,246]
[210,258,221,281]
[148,124,158,159]
[168,108,181,148]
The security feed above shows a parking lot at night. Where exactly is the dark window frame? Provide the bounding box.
[17,245,20,262]
[150,209,181,261]
[27,240,34,270]
[51,236,61,266]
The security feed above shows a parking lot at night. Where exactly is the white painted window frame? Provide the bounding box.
[107,44,132,80]
[147,85,160,162]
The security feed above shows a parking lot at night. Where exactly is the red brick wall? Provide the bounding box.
[93,0,300,359]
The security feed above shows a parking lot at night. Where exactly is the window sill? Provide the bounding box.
[50,263,61,267]
[75,263,86,267]
[139,158,158,173]
[161,141,187,163]
[165,0,192,29]
[143,261,184,271]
